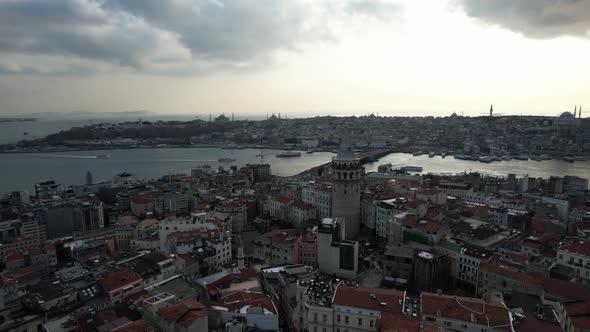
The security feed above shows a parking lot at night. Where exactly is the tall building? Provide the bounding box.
[331,139,363,239]
[317,218,359,279]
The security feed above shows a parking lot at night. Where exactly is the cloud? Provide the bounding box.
[0,0,401,75]
[456,0,590,39]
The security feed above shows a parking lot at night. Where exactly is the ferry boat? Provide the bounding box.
[218,157,236,162]
[530,155,543,161]
[412,151,423,156]
[441,153,446,158]
[513,155,529,161]
[276,151,302,158]
[402,166,423,172]
[428,152,436,158]
[96,154,111,159]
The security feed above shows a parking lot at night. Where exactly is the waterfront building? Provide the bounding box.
[331,140,363,239]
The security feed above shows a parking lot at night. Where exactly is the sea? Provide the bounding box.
[1,118,590,193]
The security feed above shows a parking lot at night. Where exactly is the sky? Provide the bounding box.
[0,0,589,118]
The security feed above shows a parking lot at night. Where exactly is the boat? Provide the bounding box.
[562,156,575,163]
[402,166,423,172]
[96,154,111,159]
[513,155,529,161]
[540,154,551,160]
[530,155,543,161]
[218,157,236,162]
[501,156,512,161]
[276,151,302,158]
[428,152,436,158]
[412,151,423,156]
[478,156,494,163]
[441,153,446,158]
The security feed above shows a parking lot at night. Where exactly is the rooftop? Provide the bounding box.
[99,268,142,291]
[560,240,590,257]
[333,284,405,314]
[156,298,207,328]
[209,290,277,315]
[421,292,512,328]
[480,262,543,286]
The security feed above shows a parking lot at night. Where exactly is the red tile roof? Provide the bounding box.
[560,240,590,257]
[112,319,151,332]
[521,239,543,250]
[99,269,142,292]
[5,250,24,262]
[207,268,258,291]
[402,218,441,233]
[28,246,43,257]
[157,298,206,328]
[275,196,292,204]
[417,187,440,196]
[290,200,314,210]
[420,292,511,328]
[378,312,420,332]
[167,228,219,242]
[480,262,543,286]
[543,277,590,301]
[563,301,590,330]
[333,284,405,314]
[257,228,300,245]
[0,267,37,288]
[209,290,277,314]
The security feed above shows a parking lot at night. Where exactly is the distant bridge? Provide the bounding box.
[293,148,394,178]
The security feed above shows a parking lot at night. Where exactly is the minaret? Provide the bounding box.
[580,106,582,118]
[490,104,493,117]
[574,106,577,118]
[236,236,245,269]
[331,137,363,239]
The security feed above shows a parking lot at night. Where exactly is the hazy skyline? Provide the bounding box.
[1,0,589,118]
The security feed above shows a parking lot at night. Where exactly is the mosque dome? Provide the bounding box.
[560,111,575,119]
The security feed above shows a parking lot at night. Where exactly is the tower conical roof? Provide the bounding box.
[335,137,357,161]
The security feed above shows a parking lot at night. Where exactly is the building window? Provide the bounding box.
[323,314,327,323]
[314,313,318,322]
[337,315,341,323]
[345,316,349,324]
[358,318,362,326]
[369,320,373,327]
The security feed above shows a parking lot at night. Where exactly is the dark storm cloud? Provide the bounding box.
[104,0,319,61]
[457,0,590,38]
[0,0,401,73]
[0,0,168,67]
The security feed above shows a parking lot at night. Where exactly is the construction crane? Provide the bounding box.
[255,150,273,164]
